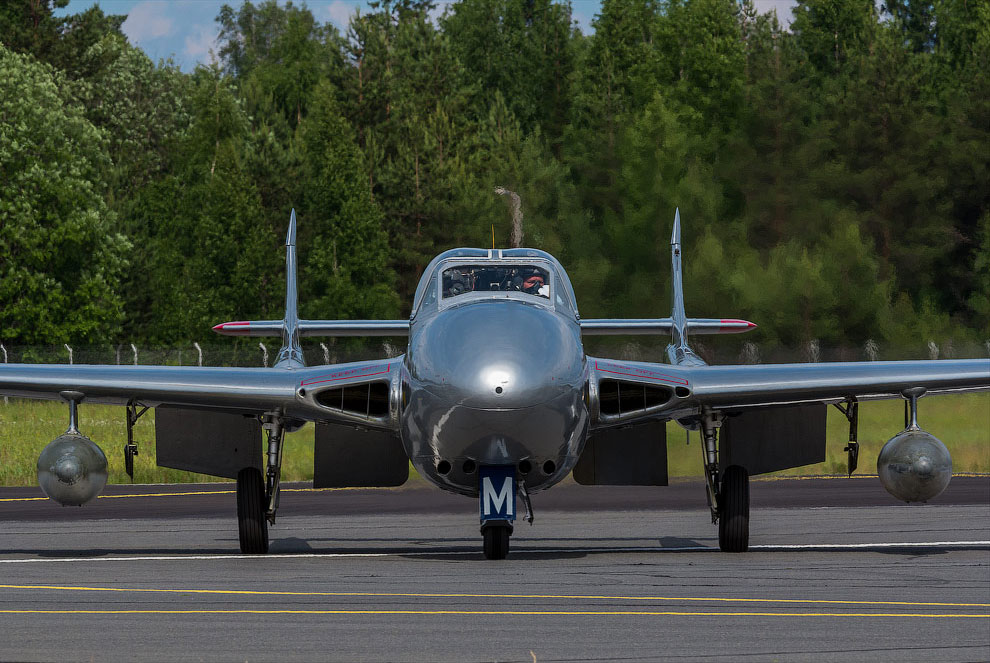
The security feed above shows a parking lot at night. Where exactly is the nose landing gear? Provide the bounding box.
[479,465,517,560]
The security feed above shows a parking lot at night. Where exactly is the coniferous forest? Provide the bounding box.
[1,0,988,359]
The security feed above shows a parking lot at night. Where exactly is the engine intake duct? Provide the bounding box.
[598,379,671,415]
[314,381,390,417]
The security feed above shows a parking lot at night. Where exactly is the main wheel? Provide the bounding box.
[237,467,269,554]
[482,523,510,560]
[718,465,750,553]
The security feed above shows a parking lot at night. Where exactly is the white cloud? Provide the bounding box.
[121,1,175,42]
[428,1,454,25]
[184,23,219,63]
[752,0,797,27]
[316,1,358,30]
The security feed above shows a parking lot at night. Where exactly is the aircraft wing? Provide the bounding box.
[0,358,403,430]
[588,357,990,427]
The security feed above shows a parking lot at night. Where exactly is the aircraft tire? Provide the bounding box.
[718,465,749,553]
[482,523,510,560]
[237,467,269,554]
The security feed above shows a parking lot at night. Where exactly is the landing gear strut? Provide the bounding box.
[834,399,860,476]
[236,411,284,554]
[123,401,149,481]
[700,410,750,552]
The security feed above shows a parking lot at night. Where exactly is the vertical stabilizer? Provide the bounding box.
[666,209,707,366]
[274,209,305,368]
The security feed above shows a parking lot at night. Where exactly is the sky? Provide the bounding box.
[56,0,799,72]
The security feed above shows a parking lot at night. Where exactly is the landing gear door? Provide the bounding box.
[155,406,262,479]
[573,420,668,486]
[479,466,516,522]
[720,403,826,476]
[313,421,408,488]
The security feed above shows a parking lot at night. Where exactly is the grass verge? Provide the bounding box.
[1,393,986,487]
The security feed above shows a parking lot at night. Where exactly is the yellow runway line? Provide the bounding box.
[0,486,369,502]
[1,474,986,500]
[1,583,987,609]
[753,472,988,482]
[0,608,985,618]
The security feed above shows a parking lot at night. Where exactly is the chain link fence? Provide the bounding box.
[0,338,986,368]
[0,340,404,367]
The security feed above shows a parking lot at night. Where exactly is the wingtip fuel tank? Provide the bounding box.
[877,429,952,503]
[36,432,108,506]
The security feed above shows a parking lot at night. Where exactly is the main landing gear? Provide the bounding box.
[237,412,285,554]
[701,410,750,552]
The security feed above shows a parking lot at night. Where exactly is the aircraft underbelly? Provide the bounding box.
[401,387,588,496]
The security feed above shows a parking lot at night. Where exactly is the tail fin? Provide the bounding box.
[666,209,707,366]
[274,209,305,368]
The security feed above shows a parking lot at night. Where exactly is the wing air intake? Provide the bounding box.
[314,381,390,417]
[598,379,673,415]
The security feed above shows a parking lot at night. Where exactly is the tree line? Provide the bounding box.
[1,0,987,354]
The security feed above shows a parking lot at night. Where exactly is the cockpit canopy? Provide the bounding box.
[412,248,578,318]
[442,264,550,299]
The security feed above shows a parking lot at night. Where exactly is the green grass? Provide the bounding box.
[1,393,987,486]
[0,400,320,486]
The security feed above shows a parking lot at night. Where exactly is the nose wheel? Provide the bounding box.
[482,521,512,560]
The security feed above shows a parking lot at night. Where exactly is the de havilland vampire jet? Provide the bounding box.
[2,210,988,558]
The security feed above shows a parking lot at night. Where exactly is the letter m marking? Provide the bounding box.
[479,467,515,520]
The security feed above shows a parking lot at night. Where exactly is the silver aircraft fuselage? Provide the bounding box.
[400,248,588,496]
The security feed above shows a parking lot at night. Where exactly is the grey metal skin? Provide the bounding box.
[401,256,589,494]
[37,433,108,506]
[877,430,952,502]
[2,213,990,506]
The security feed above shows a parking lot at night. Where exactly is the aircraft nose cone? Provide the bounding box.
[413,300,583,408]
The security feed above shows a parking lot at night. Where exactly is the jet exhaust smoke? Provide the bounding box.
[37,433,108,506]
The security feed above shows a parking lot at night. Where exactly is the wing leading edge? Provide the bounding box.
[588,356,990,427]
[0,358,404,430]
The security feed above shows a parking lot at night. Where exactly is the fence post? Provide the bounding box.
[320,342,330,365]
[193,342,203,367]
[927,340,938,360]
[115,344,121,365]
[1,343,6,404]
[740,342,760,365]
[131,343,138,365]
[64,344,73,365]
[259,342,268,367]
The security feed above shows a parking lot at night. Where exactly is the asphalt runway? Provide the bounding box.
[1,477,988,662]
